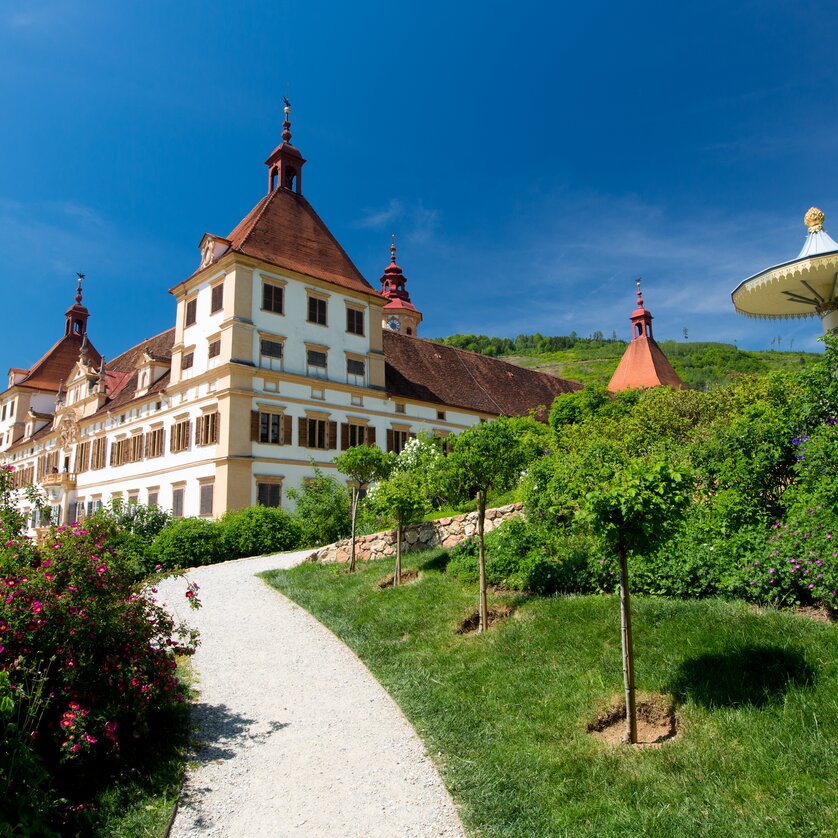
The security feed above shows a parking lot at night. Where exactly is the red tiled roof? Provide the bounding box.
[607,336,684,392]
[17,334,101,392]
[91,328,175,415]
[222,189,379,297]
[384,332,581,417]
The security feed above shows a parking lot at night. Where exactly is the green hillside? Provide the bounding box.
[433,334,821,389]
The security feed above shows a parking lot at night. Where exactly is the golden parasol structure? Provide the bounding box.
[731,207,838,333]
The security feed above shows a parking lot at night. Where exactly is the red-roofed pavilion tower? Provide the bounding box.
[608,281,684,392]
[380,237,422,336]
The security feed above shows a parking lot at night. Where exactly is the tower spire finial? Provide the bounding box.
[635,276,644,308]
[282,96,292,144]
[390,233,397,264]
[76,272,85,305]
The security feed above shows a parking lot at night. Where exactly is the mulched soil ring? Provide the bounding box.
[377,569,420,589]
[456,605,514,635]
[586,692,678,747]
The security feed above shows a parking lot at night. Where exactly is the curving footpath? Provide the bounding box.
[158,551,464,838]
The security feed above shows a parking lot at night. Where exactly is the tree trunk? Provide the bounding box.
[348,487,358,572]
[617,541,637,744]
[477,490,487,633]
[394,515,402,587]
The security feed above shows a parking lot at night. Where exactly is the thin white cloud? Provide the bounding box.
[354,198,404,230]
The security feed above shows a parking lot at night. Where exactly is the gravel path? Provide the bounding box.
[158,551,465,838]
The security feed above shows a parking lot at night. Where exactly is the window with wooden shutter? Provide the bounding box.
[251,411,260,442]
[131,434,144,462]
[327,421,337,450]
[199,483,214,516]
[172,487,184,518]
[283,415,293,446]
[387,429,394,452]
[210,283,223,313]
[74,441,90,473]
[196,412,219,446]
[367,426,376,446]
[185,298,197,327]
[171,419,191,453]
[146,428,165,458]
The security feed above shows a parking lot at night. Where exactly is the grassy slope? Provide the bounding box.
[265,550,838,838]
[503,343,819,389]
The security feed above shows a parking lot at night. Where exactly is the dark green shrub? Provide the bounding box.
[149,517,226,569]
[288,469,351,547]
[221,506,304,559]
[447,537,479,583]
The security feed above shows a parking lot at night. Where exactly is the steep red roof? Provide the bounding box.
[223,189,378,297]
[384,332,581,417]
[607,336,684,392]
[17,334,101,392]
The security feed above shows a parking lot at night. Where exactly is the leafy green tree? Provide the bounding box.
[572,455,689,743]
[369,470,429,585]
[443,418,527,632]
[334,445,393,571]
[288,467,351,548]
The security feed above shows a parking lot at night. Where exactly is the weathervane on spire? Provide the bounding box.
[390,233,397,263]
[76,272,85,305]
[282,97,292,143]
[635,277,644,307]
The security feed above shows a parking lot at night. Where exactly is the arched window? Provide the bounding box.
[284,167,297,191]
[270,168,278,191]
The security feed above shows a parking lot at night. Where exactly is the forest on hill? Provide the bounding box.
[432,332,821,390]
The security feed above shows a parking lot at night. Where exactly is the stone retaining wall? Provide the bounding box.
[309,503,524,564]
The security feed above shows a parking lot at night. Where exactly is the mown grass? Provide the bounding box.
[263,549,838,838]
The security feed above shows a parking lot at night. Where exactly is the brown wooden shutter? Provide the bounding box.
[298,417,307,448]
[144,432,152,456]
[327,421,337,450]
[110,445,117,466]
[195,417,204,446]
[213,413,220,444]
[283,415,293,445]
[367,426,376,447]
[340,423,349,450]
[387,429,394,452]
[251,411,260,442]
[185,421,191,449]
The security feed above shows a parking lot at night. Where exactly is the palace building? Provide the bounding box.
[0,106,579,528]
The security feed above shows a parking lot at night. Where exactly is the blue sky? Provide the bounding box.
[2,0,837,374]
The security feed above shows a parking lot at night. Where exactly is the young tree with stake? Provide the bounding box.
[443,418,526,633]
[334,445,393,572]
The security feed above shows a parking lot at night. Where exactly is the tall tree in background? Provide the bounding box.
[443,418,526,632]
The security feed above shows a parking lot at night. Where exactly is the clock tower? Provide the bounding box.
[379,237,422,336]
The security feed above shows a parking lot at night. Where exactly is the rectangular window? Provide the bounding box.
[172,487,184,518]
[208,339,221,359]
[74,440,91,473]
[306,349,327,379]
[262,283,284,314]
[1,405,5,421]
[148,490,159,508]
[199,483,214,517]
[181,352,194,370]
[210,283,224,313]
[387,429,410,454]
[127,492,139,505]
[346,308,364,335]
[145,427,165,458]
[394,403,406,414]
[185,298,197,327]
[299,417,336,450]
[130,433,144,462]
[437,410,446,421]
[196,412,219,446]
[260,339,284,371]
[260,413,281,444]
[307,296,327,326]
[171,419,191,453]
[343,423,373,448]
[346,358,366,386]
[257,482,281,508]
[91,437,107,470]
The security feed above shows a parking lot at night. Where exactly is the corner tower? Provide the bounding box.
[380,237,422,336]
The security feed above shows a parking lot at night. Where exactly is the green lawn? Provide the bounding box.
[263,549,838,838]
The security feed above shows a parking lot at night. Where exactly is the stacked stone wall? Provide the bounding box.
[309,503,523,564]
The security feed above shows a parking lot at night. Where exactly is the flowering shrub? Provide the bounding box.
[0,520,198,825]
[743,509,838,608]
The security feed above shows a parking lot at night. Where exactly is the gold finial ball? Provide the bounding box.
[804,207,825,232]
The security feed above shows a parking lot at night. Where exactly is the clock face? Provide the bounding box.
[387,317,401,332]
